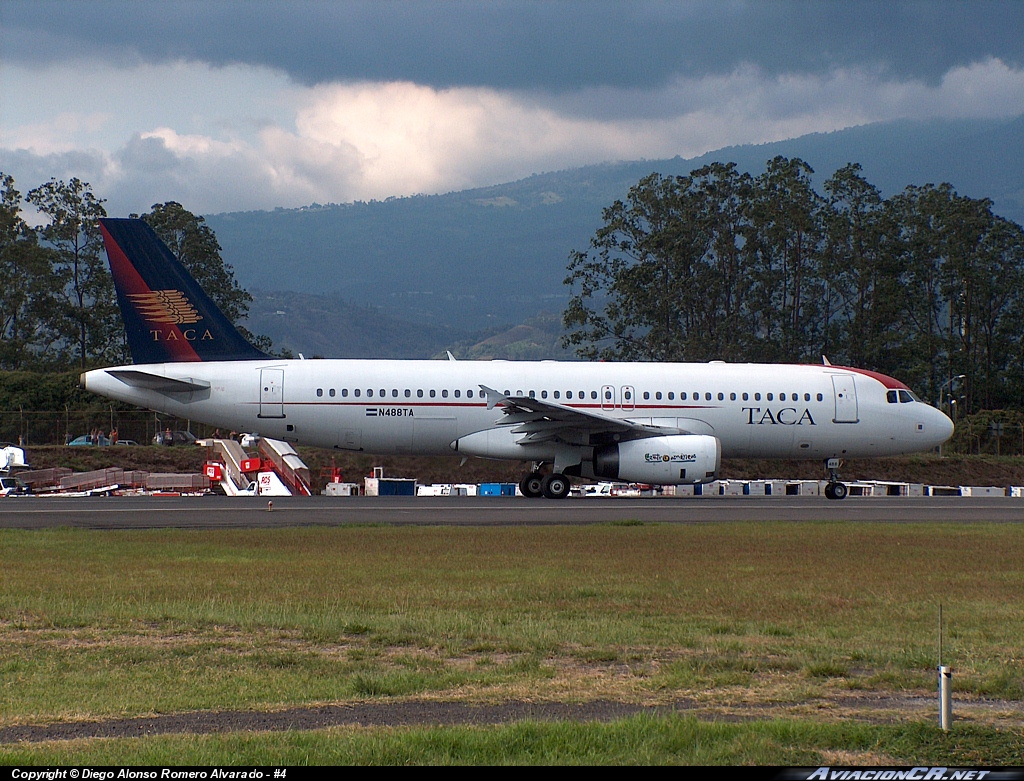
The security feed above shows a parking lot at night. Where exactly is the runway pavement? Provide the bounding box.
[2,495,1024,529]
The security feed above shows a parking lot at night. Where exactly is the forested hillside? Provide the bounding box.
[207,116,1024,332]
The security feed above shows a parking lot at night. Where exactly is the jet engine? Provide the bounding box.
[593,434,721,484]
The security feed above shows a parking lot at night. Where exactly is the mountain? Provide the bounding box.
[246,290,464,359]
[211,115,1024,346]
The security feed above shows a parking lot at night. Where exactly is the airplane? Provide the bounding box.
[80,218,955,500]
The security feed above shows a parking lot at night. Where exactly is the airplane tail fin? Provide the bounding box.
[99,218,267,363]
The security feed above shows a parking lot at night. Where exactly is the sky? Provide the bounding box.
[3,0,1024,216]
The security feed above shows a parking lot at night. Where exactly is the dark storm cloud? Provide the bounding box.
[5,0,1024,90]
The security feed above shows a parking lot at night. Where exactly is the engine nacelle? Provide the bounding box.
[593,434,721,484]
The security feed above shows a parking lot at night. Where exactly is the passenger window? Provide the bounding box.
[442,390,448,398]
[342,389,348,397]
[454,390,461,398]
[468,390,474,398]
[643,391,650,400]
[380,389,385,397]
[817,393,824,401]
[405,389,411,398]
[668,392,674,400]
[553,390,560,399]
[566,391,573,399]
[705,392,712,401]
[367,389,374,397]
[430,389,436,398]
[329,388,336,397]
[655,391,662,400]
[730,392,736,401]
[591,391,598,400]
[681,392,687,400]
[754,393,761,401]
[718,393,724,401]
[392,389,398,398]
[804,393,810,402]
[742,392,748,401]
[417,389,423,398]
[767,393,774,401]
[780,393,786,401]
[354,389,361,397]
[604,390,612,400]
[529,390,536,398]
[541,390,548,399]
[624,390,632,400]
[316,388,323,397]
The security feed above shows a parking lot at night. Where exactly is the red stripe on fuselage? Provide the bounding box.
[829,366,910,390]
[100,223,202,362]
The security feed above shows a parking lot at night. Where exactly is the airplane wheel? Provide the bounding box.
[825,482,848,501]
[541,473,571,500]
[520,474,544,498]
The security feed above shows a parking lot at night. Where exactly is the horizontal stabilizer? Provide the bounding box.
[107,369,211,394]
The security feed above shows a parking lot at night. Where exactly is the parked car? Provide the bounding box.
[153,430,198,446]
[68,434,111,446]
[113,439,139,446]
[0,476,30,496]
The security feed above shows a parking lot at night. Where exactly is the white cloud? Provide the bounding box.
[3,57,1024,215]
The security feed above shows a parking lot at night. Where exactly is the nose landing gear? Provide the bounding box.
[823,458,848,500]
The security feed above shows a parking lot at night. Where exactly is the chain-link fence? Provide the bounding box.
[0,409,221,447]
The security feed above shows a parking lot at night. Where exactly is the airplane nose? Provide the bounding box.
[934,407,955,445]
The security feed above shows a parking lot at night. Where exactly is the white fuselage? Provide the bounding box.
[82,359,954,463]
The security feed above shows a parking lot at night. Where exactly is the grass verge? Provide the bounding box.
[1,522,1021,761]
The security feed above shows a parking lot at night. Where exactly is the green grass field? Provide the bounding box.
[1,522,1022,764]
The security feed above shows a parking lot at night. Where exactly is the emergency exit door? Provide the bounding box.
[831,375,859,423]
[259,369,285,418]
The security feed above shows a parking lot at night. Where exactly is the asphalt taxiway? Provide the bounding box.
[2,495,1024,529]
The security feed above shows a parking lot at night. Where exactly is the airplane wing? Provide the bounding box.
[478,385,690,447]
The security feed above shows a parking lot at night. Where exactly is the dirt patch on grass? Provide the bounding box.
[2,692,1022,744]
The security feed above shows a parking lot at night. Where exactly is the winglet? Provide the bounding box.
[822,355,832,366]
[479,384,507,411]
[447,351,457,362]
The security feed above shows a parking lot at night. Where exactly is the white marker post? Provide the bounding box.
[938,604,952,730]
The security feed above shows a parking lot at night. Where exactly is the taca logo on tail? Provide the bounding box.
[99,218,267,363]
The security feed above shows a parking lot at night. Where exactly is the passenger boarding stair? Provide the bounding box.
[205,437,312,496]
[209,439,254,496]
[258,438,313,496]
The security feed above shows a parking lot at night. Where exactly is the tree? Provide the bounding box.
[561,158,1024,411]
[743,157,825,362]
[562,169,753,362]
[26,178,120,369]
[0,173,61,369]
[821,163,904,372]
[563,172,706,361]
[134,202,273,354]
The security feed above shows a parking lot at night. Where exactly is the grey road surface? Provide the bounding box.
[2,495,1024,529]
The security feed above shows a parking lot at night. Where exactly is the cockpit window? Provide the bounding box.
[887,390,898,404]
[899,390,916,403]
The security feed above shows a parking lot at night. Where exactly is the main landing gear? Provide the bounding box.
[519,466,571,500]
[823,458,848,501]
